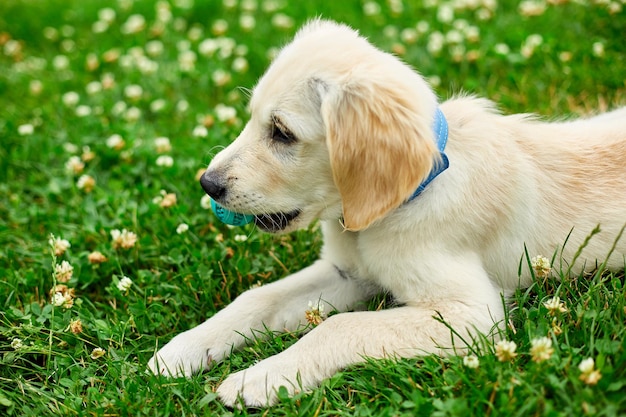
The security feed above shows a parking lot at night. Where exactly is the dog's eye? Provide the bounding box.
[271,116,296,144]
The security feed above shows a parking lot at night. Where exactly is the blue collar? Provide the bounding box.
[407,107,449,201]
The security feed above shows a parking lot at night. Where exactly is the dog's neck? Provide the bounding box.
[407,107,449,201]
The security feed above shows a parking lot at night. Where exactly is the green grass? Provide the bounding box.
[1,0,625,415]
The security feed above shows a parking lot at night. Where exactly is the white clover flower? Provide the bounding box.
[75,105,92,117]
[234,234,248,242]
[155,155,174,167]
[111,228,138,249]
[305,300,326,325]
[124,107,142,122]
[76,174,96,192]
[531,255,551,278]
[401,28,419,44]
[117,276,133,292]
[578,357,602,385]
[543,296,568,315]
[60,40,75,54]
[239,14,256,31]
[52,55,70,71]
[90,347,106,359]
[495,340,517,362]
[153,190,177,208]
[92,20,109,34]
[124,84,143,101]
[214,104,237,123]
[559,51,573,63]
[178,50,197,72]
[85,81,102,95]
[192,125,209,138]
[176,99,189,113]
[530,337,554,363]
[111,101,127,116]
[145,40,164,57]
[88,251,108,264]
[494,43,511,55]
[212,19,229,36]
[427,75,441,88]
[18,124,35,136]
[63,143,78,153]
[55,260,74,283]
[198,39,219,57]
[150,99,167,113]
[262,0,281,13]
[200,194,212,209]
[4,39,22,56]
[43,26,59,41]
[212,69,231,87]
[176,223,189,234]
[592,42,605,58]
[121,14,146,34]
[464,26,480,43]
[416,21,430,34]
[266,47,279,61]
[518,0,546,16]
[49,236,71,256]
[106,134,125,150]
[187,26,203,41]
[85,53,99,71]
[446,29,464,44]
[463,354,480,369]
[389,0,403,14]
[69,318,83,334]
[156,1,173,22]
[98,8,116,23]
[524,34,543,49]
[217,38,236,59]
[154,137,172,153]
[427,31,445,54]
[83,144,96,155]
[382,25,398,39]
[232,57,248,73]
[578,357,595,374]
[437,4,455,23]
[451,45,466,62]
[62,91,80,107]
[241,0,257,12]
[271,13,294,29]
[10,338,23,350]
[475,7,492,20]
[363,1,380,16]
[51,292,67,307]
[177,40,192,53]
[608,2,622,14]
[118,54,134,69]
[29,79,43,95]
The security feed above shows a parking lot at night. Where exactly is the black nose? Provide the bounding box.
[199,170,227,200]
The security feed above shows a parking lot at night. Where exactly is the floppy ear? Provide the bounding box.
[320,77,439,231]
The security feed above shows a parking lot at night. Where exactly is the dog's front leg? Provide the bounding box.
[217,299,502,407]
[147,259,371,377]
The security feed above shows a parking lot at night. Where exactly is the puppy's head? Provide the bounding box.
[201,19,439,233]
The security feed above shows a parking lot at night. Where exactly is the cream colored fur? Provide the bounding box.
[148,20,626,407]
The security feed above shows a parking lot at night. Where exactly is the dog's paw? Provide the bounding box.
[217,357,304,408]
[147,330,214,377]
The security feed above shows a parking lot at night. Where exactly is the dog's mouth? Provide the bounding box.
[254,210,301,233]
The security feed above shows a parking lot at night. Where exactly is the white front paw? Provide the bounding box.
[217,357,306,407]
[147,330,213,377]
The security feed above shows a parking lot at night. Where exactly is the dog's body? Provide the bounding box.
[148,20,626,406]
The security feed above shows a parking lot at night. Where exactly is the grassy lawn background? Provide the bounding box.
[1,0,625,415]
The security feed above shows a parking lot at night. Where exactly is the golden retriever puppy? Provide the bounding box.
[148,19,626,407]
